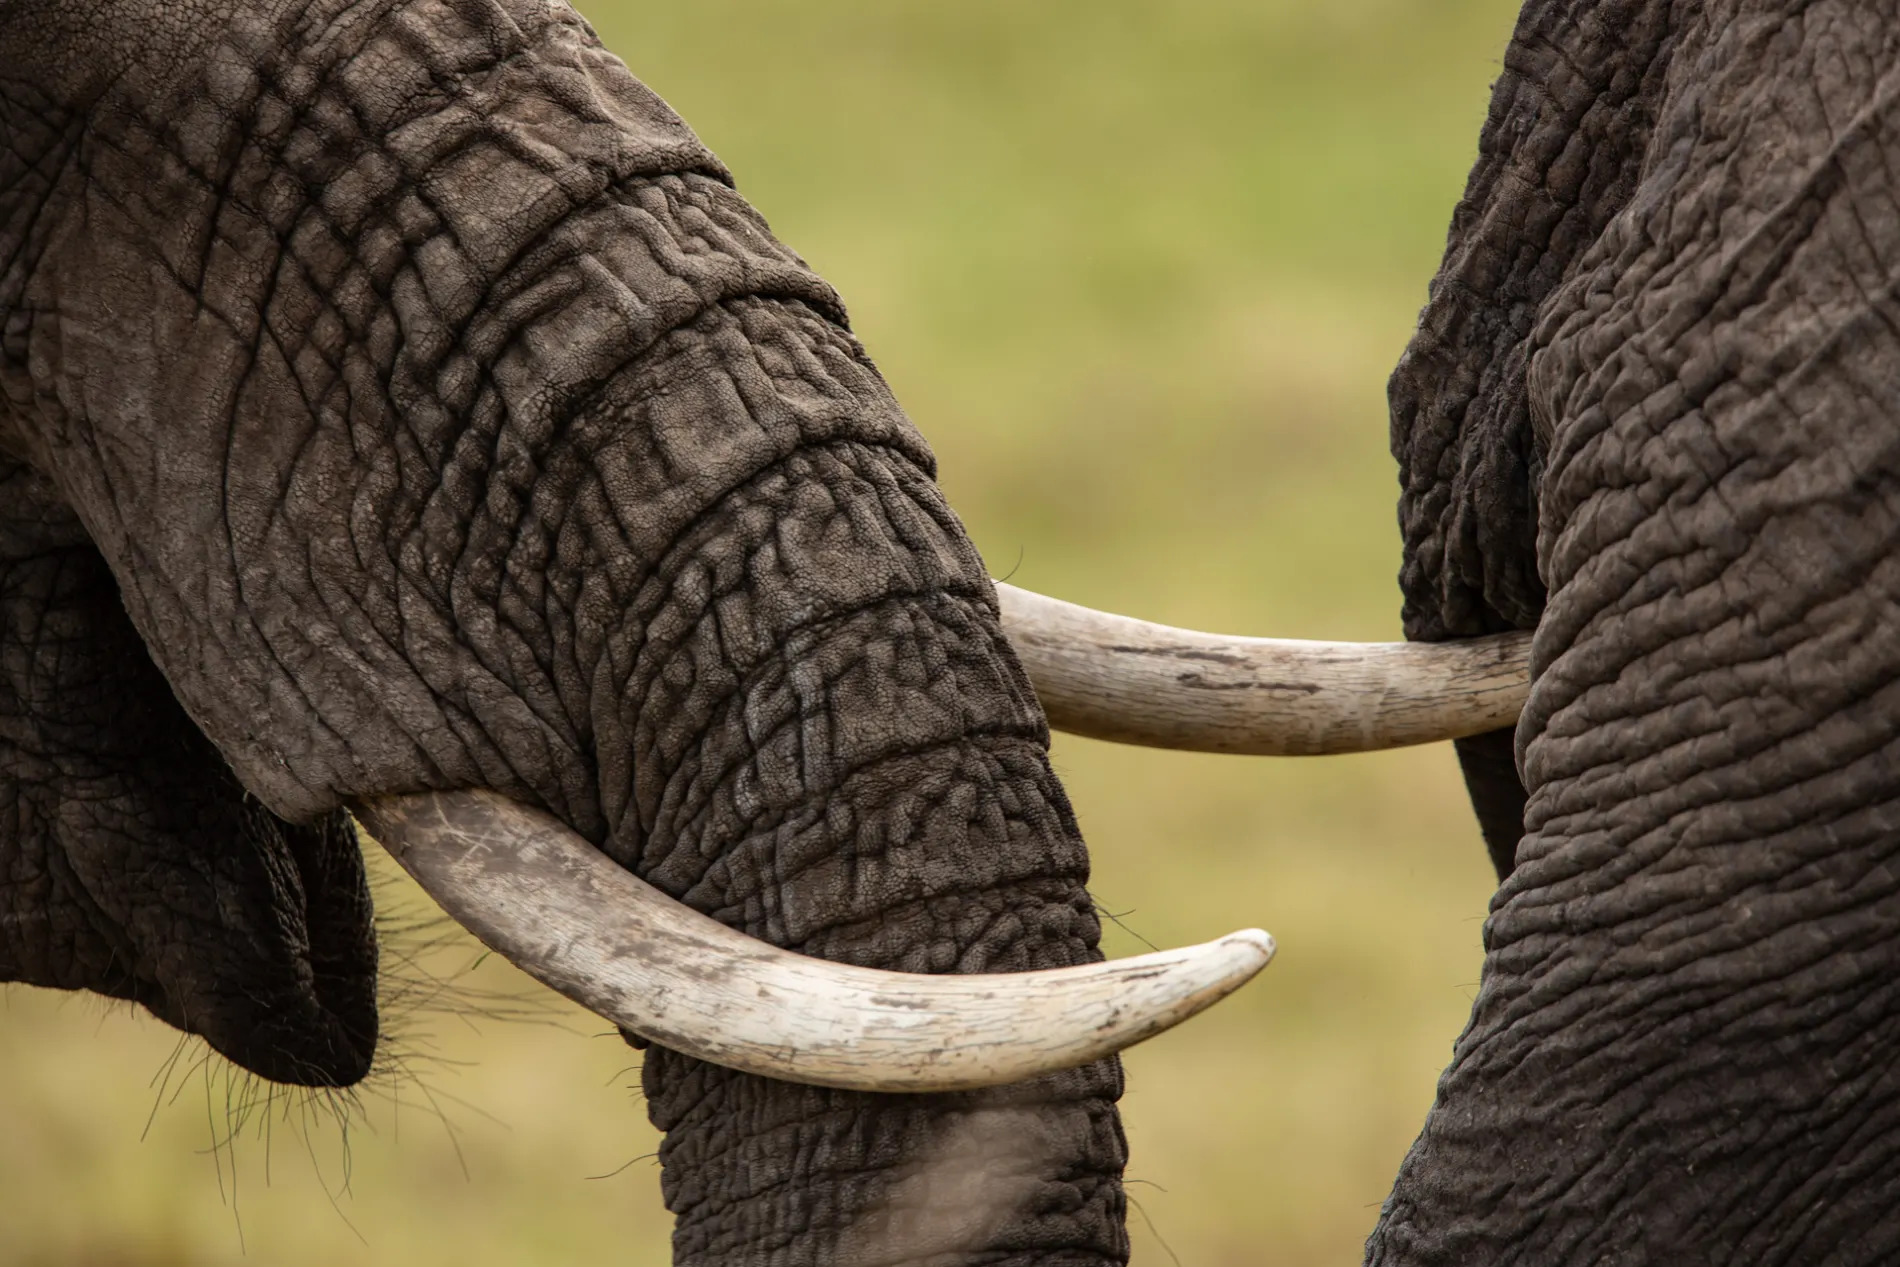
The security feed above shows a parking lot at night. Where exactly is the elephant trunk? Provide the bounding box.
[1375,1,1900,1261]
[594,434,1128,1264]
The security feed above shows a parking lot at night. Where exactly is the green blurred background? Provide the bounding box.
[0,1,1521,1262]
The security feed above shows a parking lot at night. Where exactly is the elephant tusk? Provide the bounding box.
[351,789,1274,1093]
[995,582,1532,756]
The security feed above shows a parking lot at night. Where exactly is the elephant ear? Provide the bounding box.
[0,459,377,1087]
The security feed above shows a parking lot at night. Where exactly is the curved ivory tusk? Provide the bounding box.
[996,582,1531,756]
[352,789,1274,1093]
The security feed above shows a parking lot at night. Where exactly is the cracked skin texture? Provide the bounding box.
[24,0,1900,1259]
[0,1,1123,1263]
[1378,0,1900,1261]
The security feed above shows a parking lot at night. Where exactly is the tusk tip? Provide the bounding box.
[1212,927,1276,980]
[1226,927,1276,963]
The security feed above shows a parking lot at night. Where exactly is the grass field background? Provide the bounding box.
[1,2,1522,1262]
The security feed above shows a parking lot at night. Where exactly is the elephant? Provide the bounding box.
[11,0,1888,1263]
[1373,0,1900,1260]
[0,0,1486,1262]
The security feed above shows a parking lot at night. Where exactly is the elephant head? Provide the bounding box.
[0,0,1526,1261]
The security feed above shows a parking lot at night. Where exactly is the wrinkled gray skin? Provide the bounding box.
[12,0,1896,1261]
[1382,0,1900,1260]
[0,0,1120,1262]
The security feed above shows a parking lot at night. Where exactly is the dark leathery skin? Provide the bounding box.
[1372,3,1900,1261]
[0,1,1126,1261]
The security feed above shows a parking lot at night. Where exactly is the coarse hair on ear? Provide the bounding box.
[132,851,570,1208]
